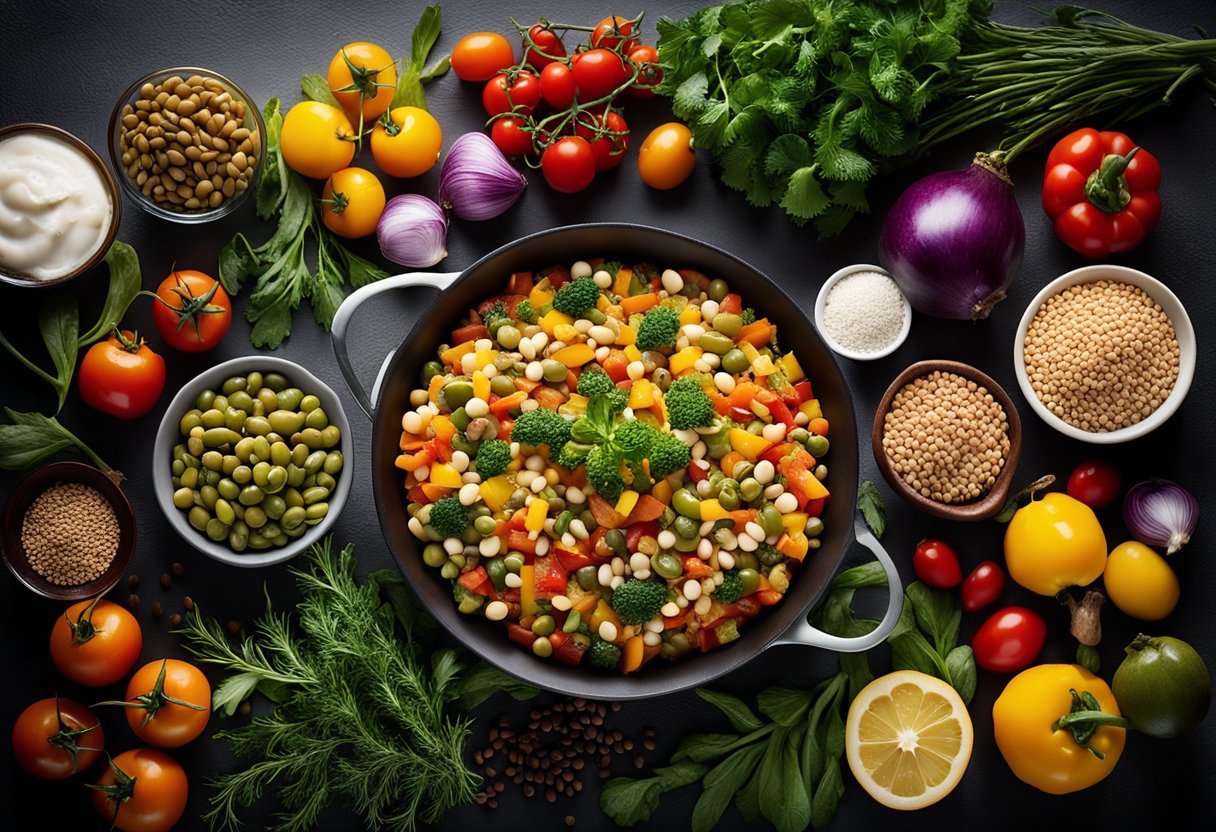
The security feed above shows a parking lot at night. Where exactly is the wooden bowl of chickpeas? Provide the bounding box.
[871,360,1022,521]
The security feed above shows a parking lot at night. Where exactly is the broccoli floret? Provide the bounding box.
[430,497,468,538]
[577,367,616,397]
[713,619,741,645]
[481,301,509,329]
[474,439,511,478]
[553,277,601,317]
[555,441,594,470]
[740,307,756,326]
[586,636,622,670]
[713,571,744,604]
[766,371,788,392]
[514,299,537,324]
[511,408,572,451]
[647,432,692,479]
[664,376,715,430]
[613,420,660,455]
[635,307,680,351]
[610,579,668,626]
[585,445,624,501]
[755,542,784,567]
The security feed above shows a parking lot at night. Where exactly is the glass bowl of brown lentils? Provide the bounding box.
[108,67,264,222]
[1014,264,1196,444]
[1,461,135,600]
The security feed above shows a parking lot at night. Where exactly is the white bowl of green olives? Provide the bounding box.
[152,355,352,567]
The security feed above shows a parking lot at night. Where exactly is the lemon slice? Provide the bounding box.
[845,670,973,810]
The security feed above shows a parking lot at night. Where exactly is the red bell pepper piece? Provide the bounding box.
[508,530,538,557]
[625,521,659,552]
[792,380,813,404]
[682,556,714,580]
[551,631,588,666]
[687,459,710,484]
[507,624,537,647]
[719,293,743,315]
[554,545,595,572]
[458,566,492,595]
[533,555,568,598]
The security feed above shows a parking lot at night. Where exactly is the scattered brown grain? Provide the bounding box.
[127,593,140,610]
[183,596,195,611]
[20,482,120,585]
[1023,279,1179,432]
[127,574,140,589]
[160,572,172,589]
[172,561,185,576]
[169,613,183,626]
[151,601,163,619]
[882,371,1010,503]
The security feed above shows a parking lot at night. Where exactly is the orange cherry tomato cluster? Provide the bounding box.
[452,15,666,193]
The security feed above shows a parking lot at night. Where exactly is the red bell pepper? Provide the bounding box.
[791,380,813,404]
[719,293,743,315]
[550,631,588,666]
[1042,128,1162,258]
[682,556,714,580]
[687,459,710,484]
[533,555,568,597]
[508,530,538,557]
[507,624,537,647]
[458,566,492,596]
[554,544,595,572]
[625,521,659,552]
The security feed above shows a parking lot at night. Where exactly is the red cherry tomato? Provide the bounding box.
[490,116,536,158]
[482,70,542,117]
[524,23,567,69]
[591,15,638,52]
[1066,460,1122,509]
[575,109,629,172]
[972,606,1047,673]
[961,560,1006,613]
[149,269,231,352]
[626,44,662,99]
[541,136,597,193]
[912,539,962,589]
[571,48,630,101]
[78,330,166,419]
[540,62,576,110]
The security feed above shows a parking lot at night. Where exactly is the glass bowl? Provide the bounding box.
[108,67,265,223]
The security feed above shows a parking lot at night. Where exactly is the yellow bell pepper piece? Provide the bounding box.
[782,511,809,532]
[540,310,573,337]
[623,344,643,363]
[596,294,612,313]
[525,496,548,532]
[699,499,730,521]
[616,323,636,346]
[590,599,623,638]
[472,371,491,402]
[669,347,703,376]
[629,379,656,410]
[612,266,634,297]
[621,635,646,673]
[729,428,771,460]
[679,306,701,326]
[520,565,538,617]
[429,463,463,489]
[553,343,596,367]
[615,489,640,518]
[739,342,761,363]
[651,479,673,505]
[778,353,806,382]
[776,532,810,561]
[427,374,444,403]
[752,355,776,376]
[800,398,823,420]
[554,323,580,343]
[473,349,500,370]
[441,340,476,367]
[479,475,515,513]
[800,474,830,501]
[529,284,554,309]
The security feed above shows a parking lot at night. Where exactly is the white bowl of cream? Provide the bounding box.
[0,124,120,287]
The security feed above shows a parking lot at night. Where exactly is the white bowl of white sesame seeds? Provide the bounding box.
[814,263,911,361]
[1014,264,1196,444]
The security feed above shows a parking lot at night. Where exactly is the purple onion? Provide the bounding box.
[879,151,1025,320]
[377,194,448,268]
[1124,478,1198,555]
[439,132,527,221]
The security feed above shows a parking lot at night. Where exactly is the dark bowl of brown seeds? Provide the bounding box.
[872,359,1022,522]
[107,67,264,223]
[1,461,135,600]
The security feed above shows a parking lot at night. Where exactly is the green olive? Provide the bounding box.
[721,348,749,374]
[707,278,729,302]
[532,637,553,658]
[712,313,743,338]
[304,407,329,430]
[541,359,567,383]
[738,568,761,594]
[172,487,194,510]
[276,388,304,411]
[698,331,734,355]
[496,325,521,349]
[187,506,210,531]
[442,380,474,410]
[672,488,702,519]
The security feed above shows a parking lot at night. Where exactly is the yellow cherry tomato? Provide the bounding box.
[321,167,386,239]
[637,122,696,190]
[371,106,443,178]
[1004,492,1106,596]
[1104,540,1180,620]
[327,41,397,124]
[280,101,357,179]
[993,664,1126,795]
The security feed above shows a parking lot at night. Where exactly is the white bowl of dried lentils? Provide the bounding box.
[1015,264,1196,444]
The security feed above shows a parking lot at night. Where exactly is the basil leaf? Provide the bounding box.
[889,631,947,679]
[906,581,958,652]
[734,760,764,822]
[38,292,79,412]
[946,645,977,704]
[420,54,451,83]
[0,410,80,470]
[79,241,141,347]
[755,726,789,828]
[691,744,765,832]
[672,731,759,763]
[697,688,764,733]
[757,687,813,726]
[856,479,886,537]
[809,756,844,828]
[599,778,662,827]
[300,73,340,108]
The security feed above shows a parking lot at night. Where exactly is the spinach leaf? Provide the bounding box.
[856,480,887,538]
[697,688,764,733]
[755,726,789,828]
[691,743,765,832]
[600,761,707,827]
[392,5,449,111]
[0,409,107,471]
[757,687,813,727]
[300,74,341,108]
[946,645,978,705]
[451,663,538,709]
[79,240,142,347]
[889,630,945,678]
[733,753,764,822]
[672,728,773,763]
[809,756,845,828]
[906,581,959,653]
[37,292,78,412]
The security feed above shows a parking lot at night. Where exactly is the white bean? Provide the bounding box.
[464,397,489,418]
[535,535,550,556]
[450,450,470,473]
[588,325,615,344]
[519,338,537,360]
[700,300,720,321]
[775,492,800,513]
[525,454,546,471]
[630,553,651,573]
[504,572,523,588]
[714,372,736,394]
[609,575,625,590]
[551,594,573,611]
[661,269,684,294]
[566,486,587,505]
[761,422,787,443]
[697,538,714,559]
[764,483,785,500]
[459,483,481,506]
[525,361,544,382]
[402,411,423,434]
[443,537,463,555]
[626,360,646,380]
[718,552,736,570]
[754,460,776,484]
[592,269,613,289]
[485,601,509,621]
[694,595,713,616]
[657,530,677,550]
[598,564,615,586]
[571,260,593,279]
[643,631,662,647]
[461,353,478,375]
[683,580,702,601]
[611,557,625,577]
[599,620,619,642]
[745,522,767,542]
[661,602,680,618]
[475,338,493,352]
[479,535,501,557]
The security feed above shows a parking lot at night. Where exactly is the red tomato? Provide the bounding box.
[912,539,962,589]
[972,607,1047,673]
[571,48,630,101]
[591,15,638,52]
[626,44,662,98]
[482,70,542,116]
[540,61,576,109]
[1066,460,1122,509]
[90,748,188,832]
[121,659,212,748]
[78,330,166,419]
[149,269,231,352]
[523,23,566,69]
[541,136,597,193]
[12,697,103,780]
[491,115,536,158]
[575,109,630,172]
[50,598,143,687]
[961,560,1006,613]
[451,32,515,82]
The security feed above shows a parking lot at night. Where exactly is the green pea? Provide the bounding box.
[252,461,271,487]
[804,517,824,537]
[738,568,761,595]
[718,486,740,510]
[281,506,307,531]
[421,361,444,385]
[305,502,329,522]
[214,498,236,525]
[188,506,210,531]
[563,610,583,634]
[673,515,700,540]
[442,380,474,410]
[172,487,194,510]
[698,331,734,355]
[195,389,216,411]
[473,515,498,536]
[576,566,598,590]
[180,467,199,489]
[323,451,344,476]
[485,557,508,590]
[740,478,762,503]
[707,278,729,302]
[760,504,784,538]
[419,542,448,568]
[672,488,702,519]
[540,359,566,383]
[807,537,821,551]
[585,308,607,324]
[651,553,683,580]
[244,506,267,529]
[721,348,749,374]
[262,495,286,520]
[532,615,556,636]
[496,325,521,349]
[504,553,525,572]
[814,464,828,481]
[450,407,471,431]
[532,637,553,658]
[238,485,265,506]
[320,426,341,448]
[439,561,461,580]
[806,434,830,458]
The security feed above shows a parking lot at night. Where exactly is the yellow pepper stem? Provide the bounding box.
[1050,689,1131,760]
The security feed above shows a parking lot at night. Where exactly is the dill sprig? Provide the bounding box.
[178,538,535,832]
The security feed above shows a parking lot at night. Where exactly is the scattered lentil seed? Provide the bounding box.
[151,601,163,619]
[183,596,195,611]
[127,593,140,611]
[169,613,183,626]
[238,701,252,717]
[172,561,185,575]
[128,574,140,589]
[20,482,120,585]
[160,573,172,589]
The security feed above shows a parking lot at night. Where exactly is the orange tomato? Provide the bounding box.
[280,101,357,179]
[50,599,143,687]
[119,659,211,748]
[322,167,386,238]
[638,122,696,190]
[327,41,397,123]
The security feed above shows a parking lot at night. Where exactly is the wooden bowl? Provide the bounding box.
[1,462,135,600]
[872,360,1022,521]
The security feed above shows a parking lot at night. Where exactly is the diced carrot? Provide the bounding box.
[621,635,646,673]
[809,417,830,437]
[720,451,745,479]
[663,615,687,630]
[611,267,633,296]
[399,433,426,452]
[513,377,541,393]
[682,557,714,579]
[650,479,673,505]
[737,319,772,346]
[451,324,488,345]
[533,386,567,411]
[406,484,432,504]
[588,493,627,529]
[395,447,434,471]
[620,292,659,315]
[508,530,537,555]
[420,482,450,501]
[625,494,666,524]
[602,351,630,382]
[489,390,528,416]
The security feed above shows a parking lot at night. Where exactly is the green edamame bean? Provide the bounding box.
[532,615,556,636]
[217,479,240,501]
[698,331,734,355]
[186,437,204,456]
[180,467,199,489]
[203,427,241,448]
[305,503,329,523]
[301,450,325,475]
[268,410,305,435]
[805,434,829,458]
[304,407,328,430]
[298,394,319,413]
[554,510,574,536]
[284,465,304,488]
[200,451,222,471]
[718,486,740,510]
[760,505,784,538]
[269,442,291,467]
[804,517,824,537]
[787,427,809,445]
[442,380,474,410]
[188,506,210,531]
[242,416,271,436]
[504,553,525,572]
[171,460,186,479]
[229,528,248,553]
[439,560,460,579]
[532,637,553,658]
[252,462,272,487]
[738,568,761,594]
[195,390,216,411]
[246,532,271,550]
[740,478,762,503]
[473,515,498,536]
[215,499,236,525]
[652,553,683,580]
[674,515,699,540]
[672,488,702,519]
[496,324,521,349]
[250,436,270,461]
[244,506,267,529]
[172,487,194,510]
[422,543,447,567]
[314,472,335,492]
[320,426,341,449]
[179,411,202,435]
[814,464,828,481]
[489,375,516,397]
[203,470,222,488]
[205,518,228,541]
[284,488,304,508]
[541,359,566,383]
[200,408,224,429]
[276,388,304,411]
[563,610,582,634]
[263,372,288,391]
[281,506,307,530]
[721,348,749,374]
[221,376,247,395]
[450,407,471,431]
[227,390,253,413]
[302,486,329,505]
[262,495,286,520]
[289,443,307,466]
[224,407,246,431]
[323,451,343,475]
[239,485,265,506]
[712,313,743,338]
[298,428,324,449]
[242,371,262,391]
[232,464,252,485]
[576,566,598,591]
[421,361,444,386]
[707,278,729,302]
[233,437,255,463]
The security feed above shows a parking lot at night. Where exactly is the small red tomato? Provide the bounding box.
[523,23,566,69]
[540,61,576,110]
[78,331,166,420]
[541,136,597,193]
[149,269,231,352]
[591,15,638,52]
[575,109,629,172]
[961,560,1006,613]
[912,539,962,589]
[570,48,630,101]
[972,606,1047,673]
[1066,460,1122,509]
[490,116,536,158]
[482,70,542,117]
[626,44,662,99]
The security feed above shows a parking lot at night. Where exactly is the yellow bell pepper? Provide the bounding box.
[651,479,673,504]
[679,305,701,326]
[782,512,808,532]
[628,379,656,410]
[472,371,491,402]
[554,323,580,343]
[553,343,595,367]
[473,349,499,370]
[520,565,538,617]
[778,352,805,382]
[479,475,515,513]
[539,309,573,337]
[739,342,761,363]
[616,323,637,346]
[623,344,643,363]
[669,347,703,376]
[590,599,622,638]
[428,463,463,489]
[529,283,554,309]
[752,355,776,376]
[525,496,548,532]
[612,266,634,297]
[729,428,770,460]
[440,340,476,367]
[621,635,646,673]
[800,398,823,420]
[614,489,640,518]
[699,499,730,521]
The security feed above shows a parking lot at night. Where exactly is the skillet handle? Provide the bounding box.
[331,271,460,419]
[770,515,904,652]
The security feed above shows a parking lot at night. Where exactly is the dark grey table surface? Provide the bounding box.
[2,1,1213,829]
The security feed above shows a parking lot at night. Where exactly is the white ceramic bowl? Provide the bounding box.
[152,355,353,567]
[1013,264,1196,444]
[813,263,912,361]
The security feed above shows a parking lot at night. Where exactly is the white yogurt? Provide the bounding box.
[0,131,113,280]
